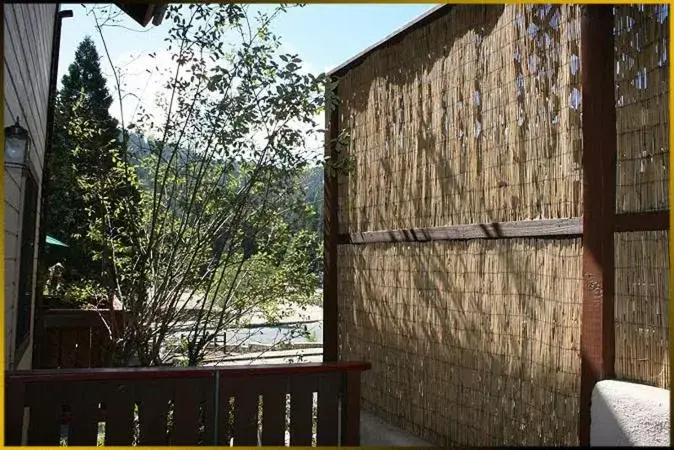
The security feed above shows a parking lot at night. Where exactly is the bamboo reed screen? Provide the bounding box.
[337,240,582,446]
[336,5,583,234]
[613,5,670,390]
[334,3,669,447]
[615,5,669,214]
[614,231,670,389]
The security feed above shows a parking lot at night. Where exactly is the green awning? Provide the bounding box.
[46,235,68,247]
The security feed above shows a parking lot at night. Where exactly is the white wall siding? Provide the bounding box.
[3,3,58,368]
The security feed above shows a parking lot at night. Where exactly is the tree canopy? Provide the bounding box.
[44,5,337,367]
[45,35,140,299]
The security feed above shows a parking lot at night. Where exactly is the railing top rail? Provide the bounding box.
[41,308,119,314]
[41,309,123,330]
[6,361,371,382]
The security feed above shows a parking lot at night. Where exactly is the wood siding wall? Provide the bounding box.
[3,4,58,369]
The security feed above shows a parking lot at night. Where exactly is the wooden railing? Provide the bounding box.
[5,362,370,446]
[35,309,124,369]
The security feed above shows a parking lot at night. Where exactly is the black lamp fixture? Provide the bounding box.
[4,117,31,171]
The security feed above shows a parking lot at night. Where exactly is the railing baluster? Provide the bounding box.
[103,382,134,445]
[217,379,235,446]
[68,381,101,444]
[5,378,26,445]
[340,371,361,446]
[260,375,288,445]
[231,377,259,446]
[26,382,64,444]
[290,374,317,445]
[212,370,220,445]
[201,375,216,445]
[317,373,341,445]
[137,381,170,445]
[172,378,211,444]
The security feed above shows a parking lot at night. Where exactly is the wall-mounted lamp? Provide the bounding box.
[5,117,31,172]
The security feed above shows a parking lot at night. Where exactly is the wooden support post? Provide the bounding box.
[323,84,339,363]
[579,5,616,446]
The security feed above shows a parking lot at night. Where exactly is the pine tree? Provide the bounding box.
[45,36,138,296]
[60,37,117,124]
[59,36,121,177]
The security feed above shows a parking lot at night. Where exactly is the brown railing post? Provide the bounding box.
[323,81,340,363]
[5,378,25,445]
[579,5,617,446]
[340,371,361,446]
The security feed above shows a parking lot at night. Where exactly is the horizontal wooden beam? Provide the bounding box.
[614,210,668,232]
[336,210,670,245]
[338,218,582,245]
[42,309,123,328]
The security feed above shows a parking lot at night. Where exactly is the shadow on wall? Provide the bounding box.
[340,238,582,446]
[337,4,583,234]
[336,3,669,447]
[335,3,587,446]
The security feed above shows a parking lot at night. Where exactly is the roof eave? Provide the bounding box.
[115,3,168,28]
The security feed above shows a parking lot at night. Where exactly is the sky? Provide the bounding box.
[57,3,438,127]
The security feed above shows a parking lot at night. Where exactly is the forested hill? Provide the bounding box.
[124,131,325,238]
